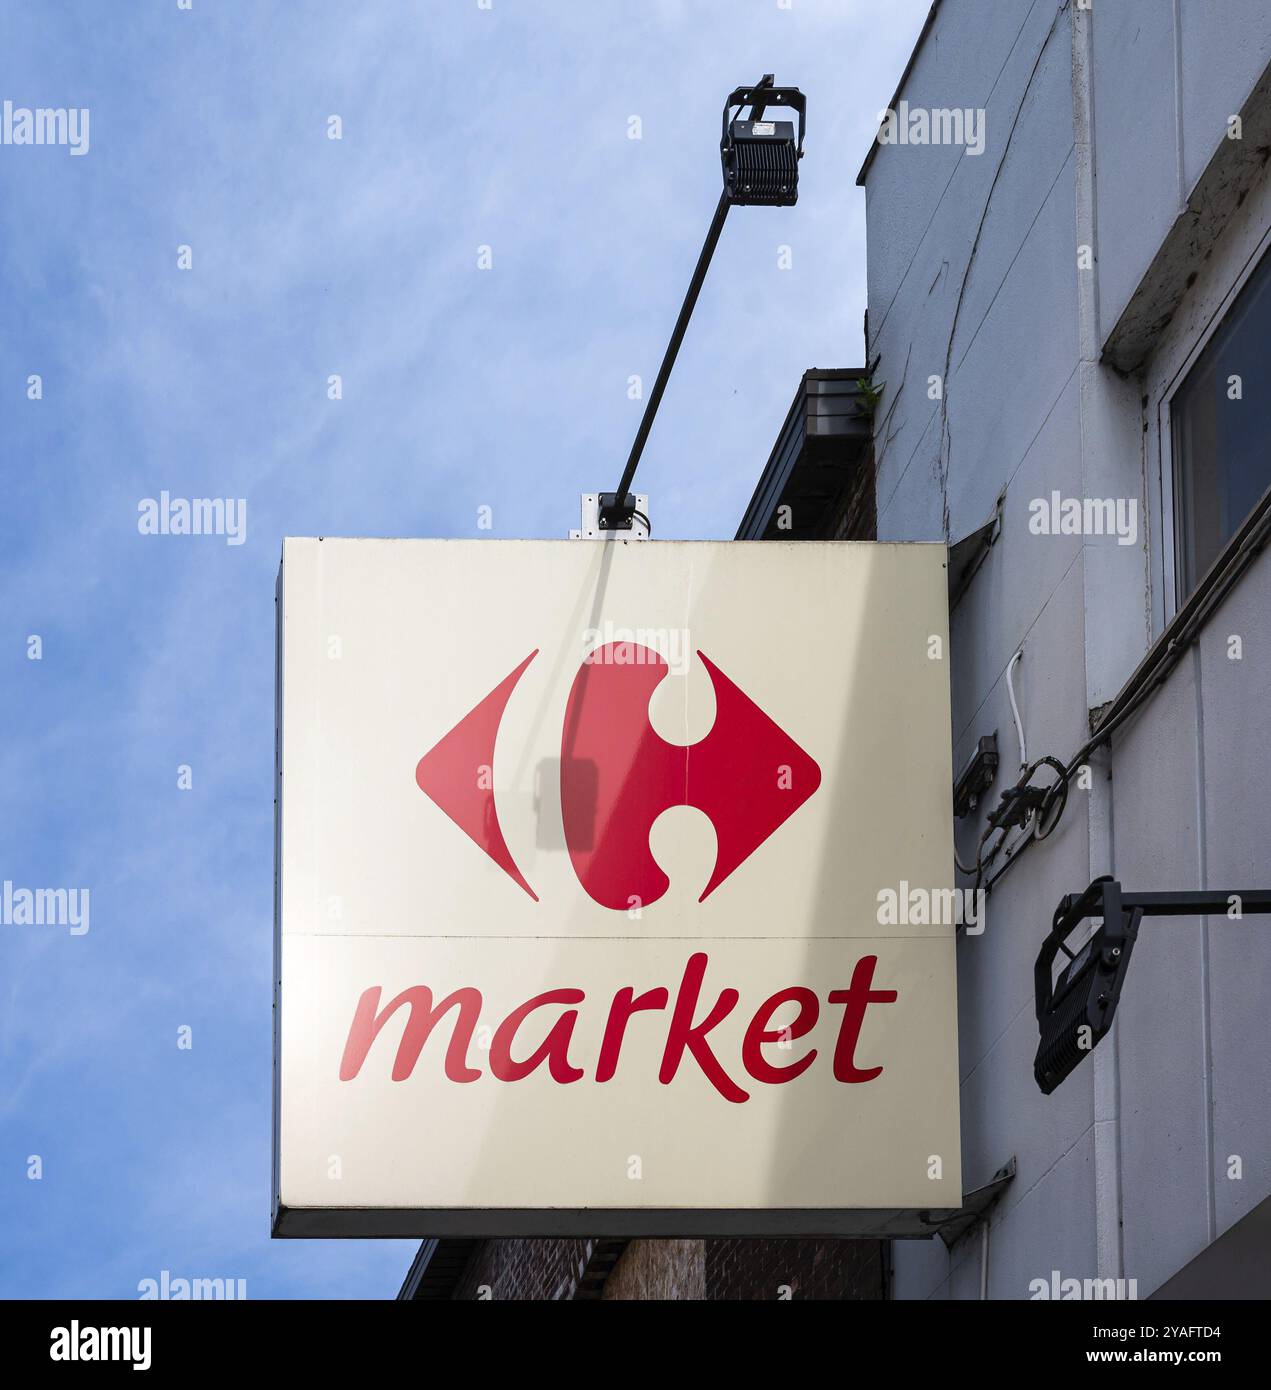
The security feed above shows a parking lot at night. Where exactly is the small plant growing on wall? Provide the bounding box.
[855,377,885,417]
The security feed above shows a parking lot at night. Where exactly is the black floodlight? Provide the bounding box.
[720,84,806,205]
[1034,878,1271,1094]
[597,75,806,533]
[1034,877,1140,1095]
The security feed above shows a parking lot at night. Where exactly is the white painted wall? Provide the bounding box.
[861,0,1271,1298]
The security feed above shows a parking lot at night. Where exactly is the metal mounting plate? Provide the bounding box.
[570,493,650,540]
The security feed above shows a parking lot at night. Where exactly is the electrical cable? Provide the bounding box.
[1006,648,1027,768]
[965,483,1271,897]
[1004,647,1033,834]
[953,839,979,876]
[1030,755,1069,840]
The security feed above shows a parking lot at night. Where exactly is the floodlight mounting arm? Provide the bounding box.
[597,74,787,532]
[1035,876,1271,1024]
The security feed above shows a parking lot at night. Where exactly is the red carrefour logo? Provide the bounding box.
[415,641,821,906]
[414,649,541,901]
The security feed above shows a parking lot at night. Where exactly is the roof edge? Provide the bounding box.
[856,0,942,186]
[736,367,870,540]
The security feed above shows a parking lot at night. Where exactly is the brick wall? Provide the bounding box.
[703,1238,885,1300]
[448,1237,886,1300]
[452,1239,595,1301]
[602,1240,706,1300]
[830,442,876,542]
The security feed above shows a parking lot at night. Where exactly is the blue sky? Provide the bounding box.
[0,0,928,1299]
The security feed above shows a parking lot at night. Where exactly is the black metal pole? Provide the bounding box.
[1122,890,1271,917]
[599,76,776,530]
[1057,884,1271,920]
[600,194,729,529]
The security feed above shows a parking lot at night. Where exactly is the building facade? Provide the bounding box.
[863,0,1271,1299]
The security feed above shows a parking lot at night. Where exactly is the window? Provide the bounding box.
[1171,246,1271,600]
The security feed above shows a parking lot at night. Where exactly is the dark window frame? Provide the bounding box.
[1169,241,1271,605]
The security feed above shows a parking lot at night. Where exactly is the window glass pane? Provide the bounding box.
[1172,247,1271,598]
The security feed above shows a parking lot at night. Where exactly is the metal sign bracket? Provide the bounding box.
[569,492,650,540]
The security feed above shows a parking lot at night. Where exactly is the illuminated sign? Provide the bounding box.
[273,538,960,1235]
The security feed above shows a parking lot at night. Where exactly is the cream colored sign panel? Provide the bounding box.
[273,538,961,1235]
